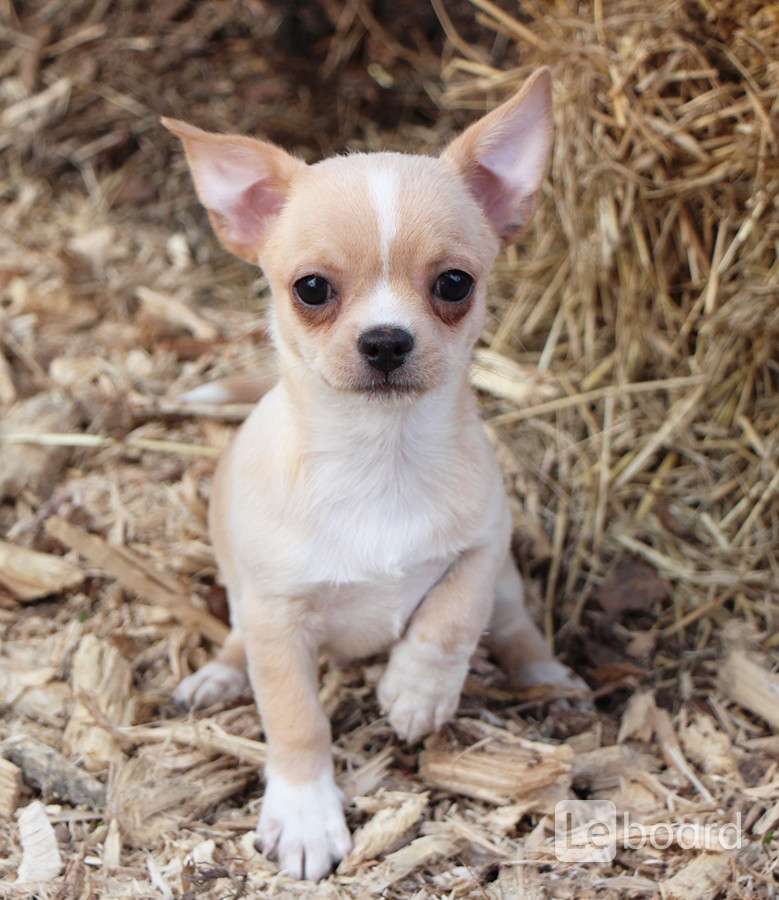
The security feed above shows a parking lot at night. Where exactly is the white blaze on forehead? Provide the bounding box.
[364,164,412,329]
[367,166,399,276]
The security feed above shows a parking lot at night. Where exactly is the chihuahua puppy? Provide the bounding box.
[163,68,585,881]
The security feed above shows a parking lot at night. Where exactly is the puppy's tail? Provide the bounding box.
[178,372,275,406]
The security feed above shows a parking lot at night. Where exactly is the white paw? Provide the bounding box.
[256,769,351,881]
[377,639,468,743]
[173,661,249,709]
[512,659,590,694]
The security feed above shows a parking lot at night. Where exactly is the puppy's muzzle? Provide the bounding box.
[357,326,414,374]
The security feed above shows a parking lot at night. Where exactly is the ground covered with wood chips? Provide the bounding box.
[1,1,778,897]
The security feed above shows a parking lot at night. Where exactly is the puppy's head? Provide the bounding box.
[164,69,552,398]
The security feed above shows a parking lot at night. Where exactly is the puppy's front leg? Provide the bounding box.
[378,545,500,743]
[245,608,351,881]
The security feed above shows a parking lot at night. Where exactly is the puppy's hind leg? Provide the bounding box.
[487,553,588,695]
[173,629,250,710]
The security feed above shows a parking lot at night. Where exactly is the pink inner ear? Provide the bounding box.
[443,69,552,242]
[223,178,286,248]
[469,163,533,241]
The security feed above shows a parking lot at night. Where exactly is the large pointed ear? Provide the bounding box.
[442,68,553,243]
[161,118,305,263]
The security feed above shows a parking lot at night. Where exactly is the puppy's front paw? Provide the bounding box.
[377,640,468,743]
[172,661,249,710]
[256,770,351,881]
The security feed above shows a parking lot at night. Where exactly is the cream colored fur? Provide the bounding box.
[164,68,587,882]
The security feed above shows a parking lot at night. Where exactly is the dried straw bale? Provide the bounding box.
[442,0,778,638]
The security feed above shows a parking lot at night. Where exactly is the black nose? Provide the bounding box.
[357,326,414,373]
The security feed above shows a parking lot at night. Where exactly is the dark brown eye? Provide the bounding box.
[433,269,474,302]
[294,275,333,306]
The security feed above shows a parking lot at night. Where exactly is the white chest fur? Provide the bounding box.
[225,381,502,654]
[288,416,471,584]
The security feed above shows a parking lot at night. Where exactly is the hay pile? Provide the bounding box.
[446,0,778,646]
[0,1,778,897]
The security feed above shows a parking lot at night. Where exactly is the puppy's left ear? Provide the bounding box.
[442,67,553,243]
[162,118,305,263]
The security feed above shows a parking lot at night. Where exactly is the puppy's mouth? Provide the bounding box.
[331,368,426,398]
[320,364,429,398]
[355,373,424,397]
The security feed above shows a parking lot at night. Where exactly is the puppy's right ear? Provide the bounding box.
[162,119,304,263]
